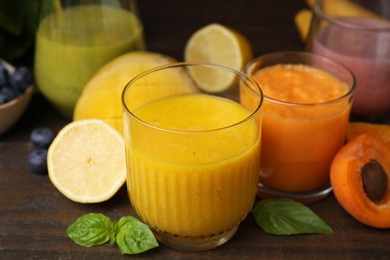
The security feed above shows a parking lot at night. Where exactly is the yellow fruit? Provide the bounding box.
[184,23,253,93]
[48,119,126,203]
[296,0,385,42]
[294,9,313,41]
[305,0,317,7]
[306,0,347,8]
[306,0,374,16]
[321,0,383,19]
[74,51,196,134]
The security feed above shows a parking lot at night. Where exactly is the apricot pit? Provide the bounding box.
[362,160,387,202]
[330,134,390,228]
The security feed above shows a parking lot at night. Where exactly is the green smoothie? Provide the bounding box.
[35,4,144,118]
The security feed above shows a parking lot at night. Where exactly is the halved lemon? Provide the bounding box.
[47,119,126,203]
[184,23,253,92]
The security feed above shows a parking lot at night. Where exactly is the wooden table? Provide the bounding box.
[1,0,389,259]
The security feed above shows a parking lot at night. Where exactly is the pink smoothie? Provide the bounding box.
[312,17,390,116]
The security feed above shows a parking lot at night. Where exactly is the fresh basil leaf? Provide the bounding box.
[115,216,159,255]
[252,198,333,235]
[67,213,112,247]
[110,220,118,245]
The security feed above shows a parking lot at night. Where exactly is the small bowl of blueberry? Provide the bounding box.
[0,59,34,136]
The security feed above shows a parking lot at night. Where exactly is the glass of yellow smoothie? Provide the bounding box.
[244,51,356,204]
[35,0,145,119]
[122,63,263,251]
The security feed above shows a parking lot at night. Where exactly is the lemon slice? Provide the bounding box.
[48,119,126,203]
[184,23,253,92]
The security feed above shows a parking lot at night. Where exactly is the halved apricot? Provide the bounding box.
[330,134,390,228]
[348,122,390,148]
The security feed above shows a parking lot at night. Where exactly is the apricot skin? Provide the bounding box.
[348,122,390,148]
[330,134,390,228]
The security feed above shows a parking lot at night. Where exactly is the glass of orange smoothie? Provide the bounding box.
[122,63,263,251]
[244,51,355,203]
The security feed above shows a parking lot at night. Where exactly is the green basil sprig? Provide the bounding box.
[67,213,158,254]
[252,198,333,235]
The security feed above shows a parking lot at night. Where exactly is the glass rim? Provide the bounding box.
[122,62,263,133]
[313,0,390,32]
[244,51,357,107]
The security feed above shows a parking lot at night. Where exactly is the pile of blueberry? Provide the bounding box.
[0,62,33,105]
[27,127,56,174]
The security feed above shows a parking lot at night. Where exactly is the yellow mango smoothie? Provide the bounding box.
[249,63,353,193]
[35,4,144,118]
[124,94,260,239]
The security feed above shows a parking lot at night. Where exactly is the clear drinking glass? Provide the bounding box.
[307,0,390,117]
[122,63,263,251]
[35,0,145,119]
[244,51,356,204]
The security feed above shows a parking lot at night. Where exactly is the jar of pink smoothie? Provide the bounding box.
[307,0,390,116]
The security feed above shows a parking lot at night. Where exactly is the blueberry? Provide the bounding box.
[9,66,32,93]
[0,63,9,87]
[0,85,18,104]
[30,127,56,148]
[0,90,9,105]
[27,149,48,174]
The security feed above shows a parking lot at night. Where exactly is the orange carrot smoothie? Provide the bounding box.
[125,94,260,239]
[249,63,353,193]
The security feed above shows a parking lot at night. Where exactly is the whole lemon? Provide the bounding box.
[74,51,195,134]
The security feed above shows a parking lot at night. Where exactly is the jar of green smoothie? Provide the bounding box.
[34,0,145,119]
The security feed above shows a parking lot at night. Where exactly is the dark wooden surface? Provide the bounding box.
[1,0,390,259]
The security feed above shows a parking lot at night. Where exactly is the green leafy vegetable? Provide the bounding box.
[0,0,45,65]
[67,213,158,255]
[115,216,159,254]
[252,198,333,235]
[67,213,112,247]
